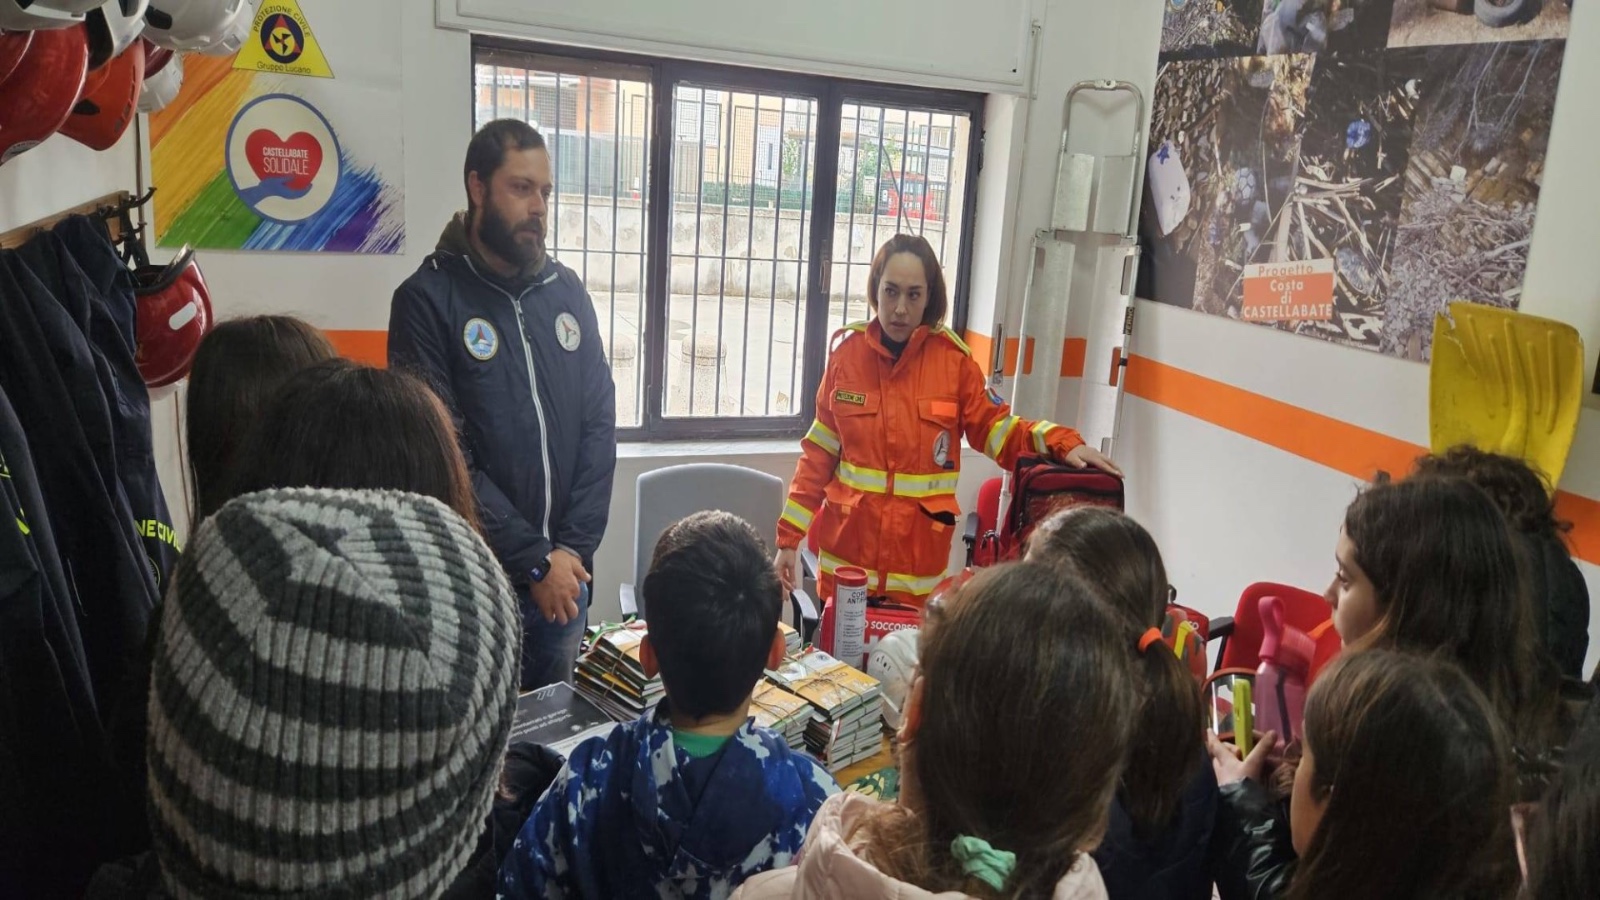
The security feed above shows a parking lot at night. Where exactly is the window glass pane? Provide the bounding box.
[663,83,819,420]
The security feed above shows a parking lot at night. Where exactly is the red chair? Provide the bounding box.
[1213,582,1341,684]
[963,476,1004,566]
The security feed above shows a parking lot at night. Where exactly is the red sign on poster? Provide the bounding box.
[1242,259,1336,322]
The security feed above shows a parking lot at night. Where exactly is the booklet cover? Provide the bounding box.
[509,681,617,758]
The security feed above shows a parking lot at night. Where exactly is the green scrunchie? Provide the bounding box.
[950,835,1017,891]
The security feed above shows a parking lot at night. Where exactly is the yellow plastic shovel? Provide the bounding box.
[1429,301,1584,490]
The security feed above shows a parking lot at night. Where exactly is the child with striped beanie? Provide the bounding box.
[143,487,522,899]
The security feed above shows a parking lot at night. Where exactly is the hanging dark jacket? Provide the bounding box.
[0,251,155,878]
[388,215,616,584]
[46,215,179,587]
[0,383,120,899]
[0,251,154,894]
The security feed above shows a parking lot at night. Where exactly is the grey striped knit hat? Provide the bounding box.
[146,487,521,900]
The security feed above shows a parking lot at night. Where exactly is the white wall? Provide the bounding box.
[0,131,139,233]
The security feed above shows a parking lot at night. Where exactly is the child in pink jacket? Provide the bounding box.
[736,560,1137,900]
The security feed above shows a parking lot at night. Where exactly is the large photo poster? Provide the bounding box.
[150,0,404,254]
[1140,0,1571,360]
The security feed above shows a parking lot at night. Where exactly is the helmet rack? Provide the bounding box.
[0,187,153,261]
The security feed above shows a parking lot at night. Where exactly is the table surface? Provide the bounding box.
[836,736,895,787]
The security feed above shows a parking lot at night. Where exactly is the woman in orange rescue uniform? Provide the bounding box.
[775,234,1121,607]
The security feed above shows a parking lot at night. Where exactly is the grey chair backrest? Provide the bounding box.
[630,463,784,619]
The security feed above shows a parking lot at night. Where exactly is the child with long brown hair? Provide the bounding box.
[183,315,336,524]
[1327,475,1565,763]
[736,561,1136,899]
[1212,650,1520,900]
[1027,507,1216,900]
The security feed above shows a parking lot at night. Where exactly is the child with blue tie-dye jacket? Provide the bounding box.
[499,511,839,900]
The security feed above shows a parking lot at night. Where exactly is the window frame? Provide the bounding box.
[471,36,985,442]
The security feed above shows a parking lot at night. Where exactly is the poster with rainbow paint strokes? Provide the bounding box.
[150,2,404,254]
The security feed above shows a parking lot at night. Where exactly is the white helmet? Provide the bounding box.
[137,45,180,113]
[0,0,104,31]
[143,0,253,55]
[867,628,920,731]
[86,0,146,69]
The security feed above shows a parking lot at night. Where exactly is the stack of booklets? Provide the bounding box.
[748,680,814,750]
[508,681,618,758]
[779,621,802,656]
[575,623,663,722]
[766,649,883,772]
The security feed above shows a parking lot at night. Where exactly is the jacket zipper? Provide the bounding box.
[464,259,555,540]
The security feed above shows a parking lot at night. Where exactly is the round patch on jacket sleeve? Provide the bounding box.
[555,312,582,352]
[463,318,499,361]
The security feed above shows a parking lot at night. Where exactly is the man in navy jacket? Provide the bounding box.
[389,119,617,689]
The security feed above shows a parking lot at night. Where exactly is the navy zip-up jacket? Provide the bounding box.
[23,216,178,589]
[388,216,616,585]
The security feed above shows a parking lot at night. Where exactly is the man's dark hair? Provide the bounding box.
[642,511,783,718]
[463,119,546,215]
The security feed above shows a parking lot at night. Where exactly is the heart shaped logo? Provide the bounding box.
[244,129,322,192]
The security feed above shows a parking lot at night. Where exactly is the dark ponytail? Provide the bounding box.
[1027,507,1204,835]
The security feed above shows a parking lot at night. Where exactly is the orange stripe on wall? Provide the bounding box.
[1124,354,1423,481]
[962,331,1086,378]
[1555,492,1600,566]
[324,330,388,366]
[1124,354,1600,567]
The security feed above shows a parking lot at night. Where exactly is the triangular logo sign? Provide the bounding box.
[233,0,334,79]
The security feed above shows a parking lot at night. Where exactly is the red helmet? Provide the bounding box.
[61,35,142,150]
[0,24,89,166]
[134,245,213,388]
[0,29,32,87]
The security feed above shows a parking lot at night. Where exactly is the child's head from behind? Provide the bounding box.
[1289,650,1517,900]
[1413,444,1565,539]
[867,561,1135,898]
[149,487,521,899]
[641,511,783,720]
[185,315,336,521]
[227,359,477,527]
[1026,506,1202,835]
[1335,476,1552,743]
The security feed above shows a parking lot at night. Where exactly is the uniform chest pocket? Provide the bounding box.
[831,388,880,445]
[918,398,961,470]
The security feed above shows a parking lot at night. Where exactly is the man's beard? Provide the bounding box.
[478,203,545,270]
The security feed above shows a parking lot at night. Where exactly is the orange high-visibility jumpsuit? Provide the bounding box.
[778,321,1086,607]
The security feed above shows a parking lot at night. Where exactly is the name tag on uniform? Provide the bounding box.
[835,390,867,406]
